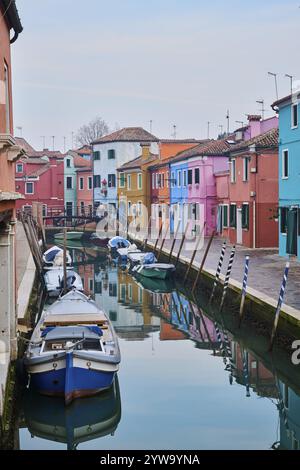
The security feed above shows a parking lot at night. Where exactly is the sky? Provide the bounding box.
[11,0,300,151]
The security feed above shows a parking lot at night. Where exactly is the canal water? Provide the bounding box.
[16,242,300,450]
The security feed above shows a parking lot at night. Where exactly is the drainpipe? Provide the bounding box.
[253,200,256,249]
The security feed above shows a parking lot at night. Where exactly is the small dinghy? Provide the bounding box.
[54,231,84,241]
[117,243,141,263]
[44,269,84,297]
[127,251,155,271]
[43,246,72,269]
[132,253,175,280]
[24,290,121,405]
[107,236,130,254]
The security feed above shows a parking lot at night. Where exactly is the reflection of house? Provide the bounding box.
[277,382,300,450]
[78,262,94,296]
[160,321,186,341]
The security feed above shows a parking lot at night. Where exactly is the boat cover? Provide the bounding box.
[109,236,130,248]
[41,325,103,340]
[142,253,157,265]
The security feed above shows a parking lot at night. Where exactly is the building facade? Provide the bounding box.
[273,94,300,260]
[0,0,23,365]
[76,165,93,217]
[64,150,91,216]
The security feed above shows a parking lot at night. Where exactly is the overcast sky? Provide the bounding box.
[11,0,300,151]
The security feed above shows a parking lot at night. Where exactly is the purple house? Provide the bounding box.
[171,139,234,236]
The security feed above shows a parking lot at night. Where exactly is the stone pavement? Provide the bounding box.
[16,222,36,320]
[153,236,300,311]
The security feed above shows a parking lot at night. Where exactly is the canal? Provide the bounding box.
[15,241,300,450]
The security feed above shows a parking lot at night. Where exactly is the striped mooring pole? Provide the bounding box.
[242,349,250,397]
[219,245,236,312]
[269,261,290,350]
[239,256,250,326]
[209,241,227,304]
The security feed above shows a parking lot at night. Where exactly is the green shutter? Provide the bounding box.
[286,209,297,255]
[230,205,236,228]
[93,151,100,160]
[242,204,249,229]
[108,149,115,159]
[223,205,228,227]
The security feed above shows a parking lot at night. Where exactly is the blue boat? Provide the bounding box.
[24,290,121,405]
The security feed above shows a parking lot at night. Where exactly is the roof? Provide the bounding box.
[92,127,159,144]
[1,0,23,42]
[225,128,279,154]
[73,155,91,168]
[15,137,35,154]
[271,93,299,109]
[117,153,158,171]
[247,114,261,121]
[76,145,92,155]
[28,149,64,159]
[159,138,209,144]
[171,139,234,163]
[21,157,50,164]
[27,163,51,178]
[76,167,92,173]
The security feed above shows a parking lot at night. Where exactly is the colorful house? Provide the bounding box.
[223,127,279,248]
[272,93,300,259]
[76,163,93,216]
[64,150,91,216]
[92,127,159,213]
[0,0,23,364]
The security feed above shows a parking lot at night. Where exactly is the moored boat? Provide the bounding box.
[43,246,72,268]
[44,269,84,297]
[107,236,130,254]
[24,290,121,405]
[132,263,175,280]
[54,231,84,241]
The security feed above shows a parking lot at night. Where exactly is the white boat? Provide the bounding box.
[117,243,141,262]
[54,231,84,241]
[44,269,84,297]
[107,236,130,253]
[131,252,175,280]
[43,246,72,269]
[24,290,121,405]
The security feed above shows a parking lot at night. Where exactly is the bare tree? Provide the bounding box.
[76,117,110,146]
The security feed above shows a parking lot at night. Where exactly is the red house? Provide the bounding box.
[218,128,279,248]
[15,141,65,220]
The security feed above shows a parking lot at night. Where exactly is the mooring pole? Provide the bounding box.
[63,228,67,294]
[157,220,170,261]
[192,230,216,294]
[242,349,250,397]
[154,220,164,252]
[183,222,206,284]
[239,256,250,327]
[209,240,227,303]
[143,215,152,250]
[269,261,290,350]
[168,221,180,262]
[219,245,236,312]
[175,221,189,267]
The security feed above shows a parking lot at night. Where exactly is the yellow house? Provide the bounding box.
[117,143,158,233]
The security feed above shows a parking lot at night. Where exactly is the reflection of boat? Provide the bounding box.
[22,376,121,450]
[43,246,72,268]
[136,276,175,293]
[90,232,109,247]
[54,231,84,241]
[24,290,121,405]
[57,240,85,250]
[44,269,84,297]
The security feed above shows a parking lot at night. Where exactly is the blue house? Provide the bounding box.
[169,158,188,233]
[273,93,300,260]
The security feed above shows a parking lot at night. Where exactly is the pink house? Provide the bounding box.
[76,163,93,216]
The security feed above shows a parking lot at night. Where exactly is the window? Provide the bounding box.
[66,201,73,217]
[166,171,169,188]
[137,173,142,190]
[223,205,229,228]
[188,169,193,185]
[171,171,175,188]
[156,173,160,188]
[127,174,131,190]
[93,175,101,188]
[195,168,200,184]
[93,151,100,160]
[119,172,125,188]
[109,311,117,321]
[16,163,23,173]
[88,176,93,190]
[242,203,249,229]
[80,201,85,214]
[152,173,156,189]
[120,284,126,301]
[42,204,47,217]
[280,207,288,234]
[108,174,116,188]
[79,177,84,190]
[230,204,237,227]
[66,158,71,168]
[177,170,182,187]
[137,201,142,216]
[161,173,165,188]
[282,150,289,178]
[128,284,132,300]
[95,281,102,294]
[243,157,250,182]
[4,63,10,133]
[109,283,117,297]
[25,182,34,194]
[183,170,187,187]
[292,103,298,128]
[89,279,94,292]
[138,287,143,304]
[128,201,132,215]
[66,176,73,189]
[108,149,115,159]
[231,159,236,183]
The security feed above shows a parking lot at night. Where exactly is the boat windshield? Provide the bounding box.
[43,338,103,352]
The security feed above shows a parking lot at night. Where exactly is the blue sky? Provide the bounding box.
[11,0,300,150]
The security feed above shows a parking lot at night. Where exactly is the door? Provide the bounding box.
[237,208,242,244]
[286,208,298,256]
[66,202,73,218]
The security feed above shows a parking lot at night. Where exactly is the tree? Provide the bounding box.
[76,117,110,146]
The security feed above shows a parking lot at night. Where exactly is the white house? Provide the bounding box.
[92,127,159,211]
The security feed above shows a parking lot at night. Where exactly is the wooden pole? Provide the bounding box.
[219,245,236,312]
[153,220,164,252]
[269,261,290,350]
[209,240,227,304]
[192,230,216,294]
[168,221,180,262]
[143,215,152,250]
[63,227,67,294]
[157,220,170,261]
[183,222,206,284]
[239,256,250,327]
[175,221,189,267]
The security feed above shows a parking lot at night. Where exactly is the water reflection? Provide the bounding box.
[18,241,300,450]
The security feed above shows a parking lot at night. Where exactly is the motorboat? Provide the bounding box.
[43,246,72,269]
[22,376,121,450]
[44,269,84,297]
[127,251,155,271]
[24,290,121,405]
[54,231,84,241]
[107,236,131,254]
[131,252,175,280]
[116,243,141,263]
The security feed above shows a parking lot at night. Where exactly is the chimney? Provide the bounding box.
[141,142,151,160]
[247,115,261,139]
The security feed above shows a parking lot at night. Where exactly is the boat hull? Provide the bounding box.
[138,268,169,280]
[54,232,83,241]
